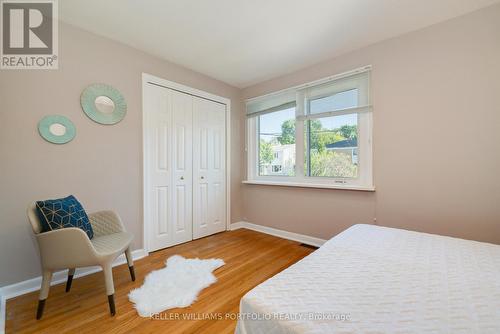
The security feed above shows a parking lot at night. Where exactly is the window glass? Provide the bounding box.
[308,88,358,114]
[305,114,358,178]
[258,107,296,176]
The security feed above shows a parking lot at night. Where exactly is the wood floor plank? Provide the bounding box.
[6,229,315,334]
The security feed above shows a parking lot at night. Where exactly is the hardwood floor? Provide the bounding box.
[6,229,315,334]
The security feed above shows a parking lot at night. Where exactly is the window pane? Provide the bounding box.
[258,107,296,176]
[308,88,358,114]
[306,114,358,178]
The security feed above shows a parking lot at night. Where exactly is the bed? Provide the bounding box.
[236,224,500,334]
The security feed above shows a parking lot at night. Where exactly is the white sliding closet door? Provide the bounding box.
[171,89,193,246]
[145,83,193,251]
[192,96,226,239]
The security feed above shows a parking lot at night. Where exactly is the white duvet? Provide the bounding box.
[236,224,500,334]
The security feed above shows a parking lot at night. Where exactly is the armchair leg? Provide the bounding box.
[128,265,136,281]
[37,269,52,319]
[102,264,116,316]
[108,294,116,316]
[125,247,135,281]
[36,299,46,320]
[66,268,75,292]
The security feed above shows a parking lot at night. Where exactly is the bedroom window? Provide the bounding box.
[245,66,373,190]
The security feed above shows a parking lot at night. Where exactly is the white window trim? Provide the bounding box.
[245,66,374,191]
[242,180,375,191]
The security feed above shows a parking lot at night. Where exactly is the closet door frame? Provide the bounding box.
[142,73,231,253]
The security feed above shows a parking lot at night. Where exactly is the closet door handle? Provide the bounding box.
[180,176,184,180]
[201,176,204,179]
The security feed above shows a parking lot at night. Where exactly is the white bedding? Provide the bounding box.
[235,224,500,334]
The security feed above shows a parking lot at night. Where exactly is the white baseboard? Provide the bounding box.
[230,221,326,248]
[229,221,245,231]
[0,248,147,334]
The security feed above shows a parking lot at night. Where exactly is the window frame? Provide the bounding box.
[246,66,374,191]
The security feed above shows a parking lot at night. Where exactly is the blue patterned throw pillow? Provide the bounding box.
[35,195,94,239]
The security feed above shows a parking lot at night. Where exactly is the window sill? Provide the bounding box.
[242,180,375,192]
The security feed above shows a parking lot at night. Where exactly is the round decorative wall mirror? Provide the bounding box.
[94,96,115,114]
[49,123,67,136]
[38,115,76,144]
[81,83,127,125]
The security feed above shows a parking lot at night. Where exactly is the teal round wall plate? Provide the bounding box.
[80,83,127,125]
[38,115,76,144]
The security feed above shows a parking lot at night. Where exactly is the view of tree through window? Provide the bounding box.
[306,88,359,178]
[258,89,360,178]
[306,115,358,178]
[258,107,296,176]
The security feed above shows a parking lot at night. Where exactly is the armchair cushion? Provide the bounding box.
[36,195,94,239]
[91,231,133,256]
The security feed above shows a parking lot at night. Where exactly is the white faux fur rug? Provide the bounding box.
[128,255,225,317]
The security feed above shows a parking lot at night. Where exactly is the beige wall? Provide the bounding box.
[241,5,500,244]
[0,23,244,286]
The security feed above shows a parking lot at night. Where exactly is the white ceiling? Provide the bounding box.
[60,0,499,88]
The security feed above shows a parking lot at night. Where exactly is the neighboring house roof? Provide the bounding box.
[326,138,357,149]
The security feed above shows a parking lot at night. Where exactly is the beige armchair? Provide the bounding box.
[27,203,135,319]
